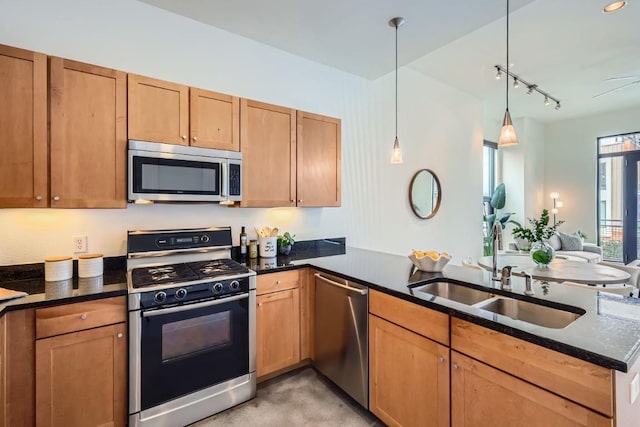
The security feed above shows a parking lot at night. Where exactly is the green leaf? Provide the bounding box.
[532,250,551,264]
[490,183,506,210]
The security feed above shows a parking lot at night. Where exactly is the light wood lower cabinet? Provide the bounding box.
[451,351,612,427]
[369,314,449,427]
[256,288,301,378]
[34,296,127,427]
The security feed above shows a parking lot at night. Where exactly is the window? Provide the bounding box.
[599,162,607,190]
[483,140,497,214]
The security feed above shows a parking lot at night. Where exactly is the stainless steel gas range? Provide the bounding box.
[127,226,256,427]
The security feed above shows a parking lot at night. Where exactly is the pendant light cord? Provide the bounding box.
[506,0,509,112]
[395,23,398,138]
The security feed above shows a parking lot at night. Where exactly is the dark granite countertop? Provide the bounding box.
[0,262,127,313]
[246,245,640,373]
[3,242,640,373]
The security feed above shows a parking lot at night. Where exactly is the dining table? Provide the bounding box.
[477,254,631,285]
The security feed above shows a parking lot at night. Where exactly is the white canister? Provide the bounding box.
[258,237,277,258]
[78,253,103,278]
[44,256,73,281]
[44,279,73,299]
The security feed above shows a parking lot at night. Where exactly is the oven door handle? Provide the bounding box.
[142,293,249,317]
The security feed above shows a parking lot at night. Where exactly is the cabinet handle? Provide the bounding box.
[53,196,60,201]
[36,195,43,201]
[181,135,187,140]
[452,363,459,370]
[192,136,198,142]
[117,333,123,339]
[438,356,445,363]
[80,313,87,320]
[297,200,302,203]
[258,303,263,307]
[276,280,281,285]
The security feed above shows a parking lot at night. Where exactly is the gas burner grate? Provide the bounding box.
[190,259,250,279]
[130,263,198,288]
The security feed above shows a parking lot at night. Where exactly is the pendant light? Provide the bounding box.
[389,17,404,164]
[498,0,518,147]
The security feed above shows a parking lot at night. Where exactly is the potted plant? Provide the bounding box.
[512,209,564,267]
[483,183,519,256]
[277,232,296,255]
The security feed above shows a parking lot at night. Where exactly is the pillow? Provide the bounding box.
[558,232,583,251]
[547,233,562,251]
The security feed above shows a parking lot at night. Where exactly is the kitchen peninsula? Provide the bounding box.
[2,244,639,426]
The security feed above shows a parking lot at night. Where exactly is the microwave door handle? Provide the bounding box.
[221,161,228,198]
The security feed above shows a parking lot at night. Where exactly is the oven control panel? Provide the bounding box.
[127,227,232,255]
[139,276,251,309]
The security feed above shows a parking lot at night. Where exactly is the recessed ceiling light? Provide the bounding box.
[602,1,626,13]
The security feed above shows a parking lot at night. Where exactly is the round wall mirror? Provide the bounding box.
[409,169,441,219]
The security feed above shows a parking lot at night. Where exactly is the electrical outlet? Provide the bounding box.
[73,235,87,253]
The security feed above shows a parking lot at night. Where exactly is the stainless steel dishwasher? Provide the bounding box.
[313,272,368,408]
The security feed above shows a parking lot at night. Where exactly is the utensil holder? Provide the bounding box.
[258,237,277,258]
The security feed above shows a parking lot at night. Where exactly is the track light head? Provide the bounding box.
[513,78,519,89]
[526,86,533,95]
[555,102,561,110]
[544,96,550,106]
[495,68,502,80]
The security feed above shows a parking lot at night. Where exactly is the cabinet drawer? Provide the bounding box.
[257,270,300,295]
[451,318,614,417]
[36,296,127,339]
[369,289,449,346]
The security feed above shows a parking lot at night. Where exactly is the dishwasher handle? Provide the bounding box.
[314,273,368,295]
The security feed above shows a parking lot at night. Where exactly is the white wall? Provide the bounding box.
[544,106,640,242]
[0,0,482,265]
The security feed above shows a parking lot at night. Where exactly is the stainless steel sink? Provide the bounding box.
[478,297,582,329]
[414,281,495,305]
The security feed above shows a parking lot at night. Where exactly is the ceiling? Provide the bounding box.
[139,0,640,123]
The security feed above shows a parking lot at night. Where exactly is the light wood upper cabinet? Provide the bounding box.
[0,44,47,208]
[296,111,341,207]
[451,351,611,427]
[256,288,301,378]
[50,57,127,208]
[128,74,240,151]
[190,88,239,151]
[240,99,297,207]
[128,74,189,145]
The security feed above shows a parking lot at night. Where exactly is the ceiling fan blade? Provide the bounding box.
[592,81,640,99]
[604,75,640,81]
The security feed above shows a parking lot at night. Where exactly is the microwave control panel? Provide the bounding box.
[229,164,241,196]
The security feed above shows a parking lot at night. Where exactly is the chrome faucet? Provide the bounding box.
[491,221,503,280]
[522,271,534,296]
[500,266,512,290]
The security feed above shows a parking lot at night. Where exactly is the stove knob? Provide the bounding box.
[154,291,167,303]
[175,288,187,300]
[201,234,210,243]
[230,280,240,290]
[212,283,223,293]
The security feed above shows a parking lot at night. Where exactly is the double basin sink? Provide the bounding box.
[413,280,583,329]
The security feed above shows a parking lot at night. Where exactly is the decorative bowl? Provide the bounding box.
[409,251,451,272]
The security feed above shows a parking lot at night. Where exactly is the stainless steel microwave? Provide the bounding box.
[128,140,242,203]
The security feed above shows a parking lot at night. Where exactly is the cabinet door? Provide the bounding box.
[128,74,189,145]
[36,323,126,427]
[256,288,300,378]
[0,44,47,208]
[451,351,612,427]
[49,57,127,208]
[240,99,296,207]
[296,111,341,207]
[369,314,449,427]
[190,88,239,151]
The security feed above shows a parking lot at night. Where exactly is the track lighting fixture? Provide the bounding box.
[495,69,502,80]
[494,66,560,111]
